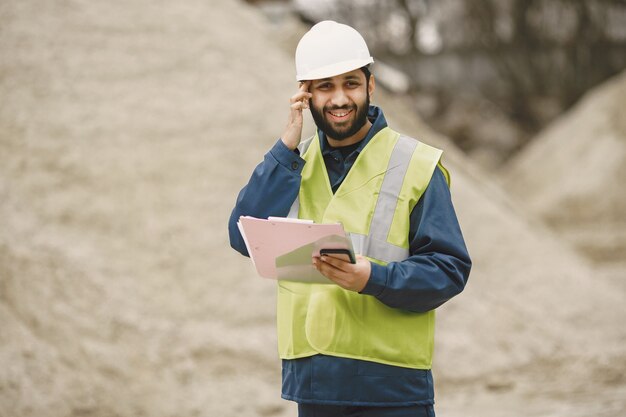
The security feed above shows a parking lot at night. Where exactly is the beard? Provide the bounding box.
[309,94,370,142]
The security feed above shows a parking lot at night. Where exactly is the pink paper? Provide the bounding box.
[237,216,353,279]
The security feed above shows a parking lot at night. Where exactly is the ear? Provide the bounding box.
[368,74,375,99]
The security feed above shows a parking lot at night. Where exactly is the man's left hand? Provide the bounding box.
[313,254,371,292]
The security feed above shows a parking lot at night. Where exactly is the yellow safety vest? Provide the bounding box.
[277,127,447,369]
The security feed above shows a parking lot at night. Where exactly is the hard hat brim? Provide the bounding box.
[296,58,374,81]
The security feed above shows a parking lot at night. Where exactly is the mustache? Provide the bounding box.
[324,104,357,112]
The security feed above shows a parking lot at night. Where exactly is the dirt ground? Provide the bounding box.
[1,1,624,416]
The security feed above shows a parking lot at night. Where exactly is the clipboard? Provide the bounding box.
[237,216,355,283]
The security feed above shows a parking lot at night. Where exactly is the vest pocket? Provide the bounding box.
[305,287,347,352]
[305,287,435,369]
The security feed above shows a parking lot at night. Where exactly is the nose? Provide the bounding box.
[329,87,349,107]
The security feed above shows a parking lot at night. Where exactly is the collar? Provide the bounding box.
[318,105,388,156]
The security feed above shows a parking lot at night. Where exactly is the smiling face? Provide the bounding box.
[308,68,375,147]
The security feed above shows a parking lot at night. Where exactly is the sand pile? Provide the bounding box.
[1,1,293,416]
[1,1,624,416]
[503,71,626,281]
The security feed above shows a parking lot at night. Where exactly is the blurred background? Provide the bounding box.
[257,0,626,168]
[1,0,624,416]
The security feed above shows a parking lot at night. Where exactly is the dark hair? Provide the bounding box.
[360,65,371,82]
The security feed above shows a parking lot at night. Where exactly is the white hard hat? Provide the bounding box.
[295,20,374,81]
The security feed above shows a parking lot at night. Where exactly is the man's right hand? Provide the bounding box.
[281,81,312,151]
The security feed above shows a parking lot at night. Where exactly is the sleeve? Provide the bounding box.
[359,167,472,313]
[228,139,305,257]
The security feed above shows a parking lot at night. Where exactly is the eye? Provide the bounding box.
[346,81,360,88]
[317,83,332,90]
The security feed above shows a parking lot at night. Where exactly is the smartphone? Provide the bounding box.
[319,248,356,264]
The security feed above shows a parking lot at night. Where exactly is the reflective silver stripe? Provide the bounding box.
[368,135,417,243]
[287,197,299,219]
[294,135,415,263]
[351,233,408,263]
[286,137,313,219]
[298,136,314,155]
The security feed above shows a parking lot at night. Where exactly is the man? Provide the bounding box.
[228,21,471,417]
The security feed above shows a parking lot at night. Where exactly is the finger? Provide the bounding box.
[320,254,352,272]
[290,95,310,111]
[315,263,355,290]
[299,80,311,93]
[290,91,313,104]
[289,101,307,118]
[291,81,313,104]
[291,101,306,111]
[315,257,335,275]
